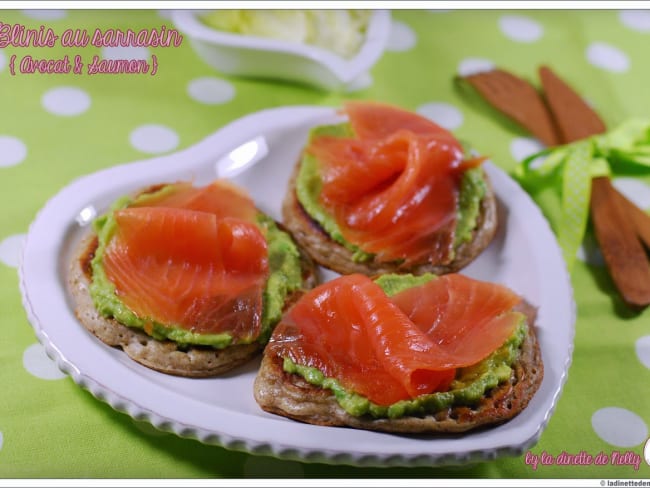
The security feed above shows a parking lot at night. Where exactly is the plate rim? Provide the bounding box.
[19,105,576,468]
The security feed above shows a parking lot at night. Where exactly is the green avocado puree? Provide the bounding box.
[296,123,487,261]
[283,273,527,419]
[88,185,303,349]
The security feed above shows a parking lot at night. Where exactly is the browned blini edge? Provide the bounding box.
[67,224,319,378]
[254,302,543,434]
[282,158,498,277]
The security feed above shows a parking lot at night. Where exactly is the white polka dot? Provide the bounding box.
[645,438,650,467]
[636,336,650,369]
[0,233,26,268]
[23,343,66,380]
[0,51,6,72]
[21,9,67,20]
[612,177,650,210]
[102,46,150,62]
[0,136,27,168]
[158,10,173,20]
[457,58,495,77]
[510,137,545,162]
[499,15,544,43]
[385,20,417,52]
[0,431,3,451]
[41,86,91,117]
[129,124,179,154]
[586,42,630,73]
[416,102,464,130]
[345,72,373,93]
[187,77,235,105]
[592,407,648,448]
[243,455,304,478]
[576,232,605,267]
[619,10,650,32]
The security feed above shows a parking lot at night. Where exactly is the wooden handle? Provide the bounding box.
[461,64,650,309]
[462,69,561,146]
[613,188,650,251]
[539,66,607,144]
[590,176,650,308]
[540,66,649,309]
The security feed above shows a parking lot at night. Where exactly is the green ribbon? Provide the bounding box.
[514,118,650,272]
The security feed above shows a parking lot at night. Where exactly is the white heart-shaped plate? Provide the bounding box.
[19,106,575,468]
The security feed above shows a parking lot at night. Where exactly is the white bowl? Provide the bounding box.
[171,10,391,91]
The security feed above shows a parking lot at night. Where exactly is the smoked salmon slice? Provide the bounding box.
[344,100,462,145]
[307,101,483,265]
[391,274,522,364]
[102,181,269,340]
[268,273,521,406]
[131,179,258,222]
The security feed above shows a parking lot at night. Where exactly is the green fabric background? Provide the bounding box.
[1,8,649,479]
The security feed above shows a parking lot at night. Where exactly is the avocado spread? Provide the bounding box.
[296,123,487,262]
[283,273,527,419]
[88,185,304,349]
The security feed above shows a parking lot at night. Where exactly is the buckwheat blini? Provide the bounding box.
[68,180,317,377]
[282,101,497,277]
[255,273,543,433]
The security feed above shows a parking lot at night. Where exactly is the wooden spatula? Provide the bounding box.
[539,66,650,258]
[590,177,650,308]
[462,65,650,308]
[614,189,650,251]
[539,66,650,309]
[463,69,561,146]
[538,66,607,143]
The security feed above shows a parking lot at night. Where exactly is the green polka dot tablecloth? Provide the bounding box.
[2,8,650,480]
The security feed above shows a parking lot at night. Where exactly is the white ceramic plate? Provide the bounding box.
[171,10,391,91]
[20,106,575,468]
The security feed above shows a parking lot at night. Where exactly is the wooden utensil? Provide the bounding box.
[590,177,650,308]
[539,65,650,309]
[614,190,650,251]
[463,69,560,146]
[461,65,650,309]
[538,65,607,143]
